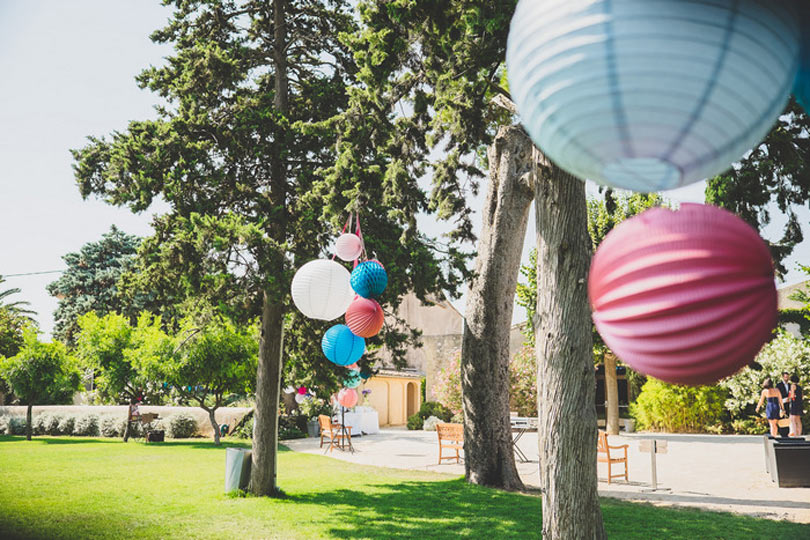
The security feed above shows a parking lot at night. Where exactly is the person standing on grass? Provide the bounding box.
[756,378,785,437]
[788,374,803,437]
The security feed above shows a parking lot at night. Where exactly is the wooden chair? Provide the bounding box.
[597,429,628,483]
[318,414,351,452]
[436,423,464,464]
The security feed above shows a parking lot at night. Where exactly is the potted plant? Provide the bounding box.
[298,397,334,438]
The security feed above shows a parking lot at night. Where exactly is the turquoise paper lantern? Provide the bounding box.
[795,6,810,112]
[350,261,388,299]
[343,370,362,389]
[321,324,365,366]
[507,0,800,192]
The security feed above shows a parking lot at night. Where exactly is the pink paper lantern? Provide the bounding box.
[345,297,385,338]
[337,388,358,408]
[589,203,777,386]
[345,363,360,370]
[335,233,363,261]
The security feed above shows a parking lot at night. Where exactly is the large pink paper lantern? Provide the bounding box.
[589,203,777,386]
[345,297,385,338]
[335,233,363,261]
[337,388,358,408]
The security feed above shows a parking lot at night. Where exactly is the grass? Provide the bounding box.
[0,436,807,539]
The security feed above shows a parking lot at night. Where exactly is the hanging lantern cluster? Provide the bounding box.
[505,1,789,384]
[290,211,386,406]
[795,5,810,112]
[506,0,801,192]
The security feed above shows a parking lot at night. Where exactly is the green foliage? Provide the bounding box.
[630,379,728,432]
[406,414,424,431]
[166,412,198,439]
[418,401,453,423]
[0,308,29,359]
[434,354,462,415]
[0,329,80,408]
[0,275,35,318]
[297,398,333,422]
[718,331,810,419]
[509,347,537,417]
[705,99,810,277]
[75,312,161,404]
[72,413,99,436]
[46,226,147,344]
[232,414,254,440]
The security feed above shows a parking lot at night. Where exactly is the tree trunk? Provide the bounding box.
[534,157,606,539]
[123,404,131,442]
[249,295,284,496]
[26,402,32,441]
[249,0,288,498]
[605,353,619,436]
[461,125,533,490]
[206,407,221,446]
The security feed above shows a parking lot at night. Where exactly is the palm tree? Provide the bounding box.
[0,276,35,318]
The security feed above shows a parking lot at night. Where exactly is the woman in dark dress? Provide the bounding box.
[755,378,785,437]
[789,374,803,437]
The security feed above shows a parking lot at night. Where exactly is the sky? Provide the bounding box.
[0,1,807,339]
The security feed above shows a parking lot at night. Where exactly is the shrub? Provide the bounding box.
[730,416,768,435]
[0,415,8,434]
[631,378,727,432]
[57,415,75,435]
[100,415,123,438]
[33,413,63,436]
[423,415,443,431]
[418,402,452,422]
[167,412,197,439]
[8,416,27,435]
[407,413,423,431]
[450,411,464,424]
[232,415,253,439]
[73,414,99,436]
[47,414,65,435]
[434,355,462,415]
[279,426,306,440]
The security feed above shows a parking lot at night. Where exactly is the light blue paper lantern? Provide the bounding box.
[507,0,800,192]
[343,370,363,389]
[350,261,388,299]
[321,324,365,366]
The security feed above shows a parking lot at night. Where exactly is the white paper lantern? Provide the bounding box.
[335,233,363,261]
[507,0,800,192]
[295,393,307,404]
[291,259,355,320]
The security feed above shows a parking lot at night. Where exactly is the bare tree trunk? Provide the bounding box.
[206,407,221,446]
[26,402,32,441]
[123,402,131,442]
[605,354,619,435]
[249,295,284,496]
[534,158,606,539]
[461,125,533,491]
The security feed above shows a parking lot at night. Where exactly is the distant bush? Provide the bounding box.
[279,426,306,440]
[0,415,8,434]
[33,413,64,436]
[7,416,27,435]
[418,402,452,422]
[57,415,75,435]
[232,415,253,440]
[167,412,197,439]
[407,414,423,431]
[73,414,99,436]
[423,416,443,431]
[631,379,727,432]
[100,416,123,438]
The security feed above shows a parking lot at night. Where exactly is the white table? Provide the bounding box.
[339,407,380,435]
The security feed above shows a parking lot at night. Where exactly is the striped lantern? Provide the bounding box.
[291,259,355,320]
[795,5,810,112]
[507,0,800,192]
[321,324,365,367]
[345,297,385,338]
[589,204,777,386]
[343,370,363,389]
[350,261,388,299]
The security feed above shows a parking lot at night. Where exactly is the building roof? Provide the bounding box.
[376,368,424,379]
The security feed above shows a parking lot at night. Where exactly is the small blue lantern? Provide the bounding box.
[359,367,373,380]
[322,324,365,366]
[343,370,363,389]
[507,0,800,192]
[350,261,388,299]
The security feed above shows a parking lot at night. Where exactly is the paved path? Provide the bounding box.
[285,429,810,523]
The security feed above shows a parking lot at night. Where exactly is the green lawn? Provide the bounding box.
[0,436,807,539]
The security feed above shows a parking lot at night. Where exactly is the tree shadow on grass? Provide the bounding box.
[0,435,290,453]
[0,436,121,445]
[290,478,542,539]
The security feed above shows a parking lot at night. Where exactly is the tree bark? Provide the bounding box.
[461,125,533,491]
[26,402,32,441]
[206,406,221,446]
[605,353,619,436]
[249,0,288,498]
[123,403,132,442]
[534,157,606,539]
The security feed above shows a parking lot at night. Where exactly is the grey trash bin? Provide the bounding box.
[225,448,252,493]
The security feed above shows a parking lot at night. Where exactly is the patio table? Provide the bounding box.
[510,416,538,463]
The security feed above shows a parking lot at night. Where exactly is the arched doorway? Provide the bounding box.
[406,382,417,418]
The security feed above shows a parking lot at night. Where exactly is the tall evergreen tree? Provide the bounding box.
[46,226,145,344]
[72,0,465,497]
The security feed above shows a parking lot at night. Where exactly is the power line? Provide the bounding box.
[3,270,66,278]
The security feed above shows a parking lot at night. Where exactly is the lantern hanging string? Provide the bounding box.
[354,209,367,263]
